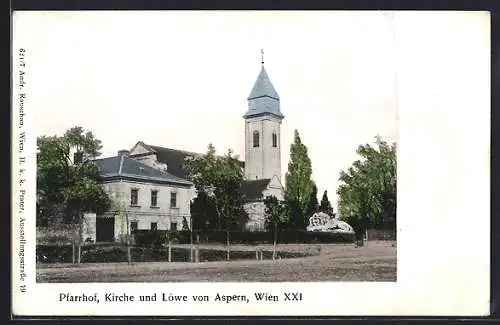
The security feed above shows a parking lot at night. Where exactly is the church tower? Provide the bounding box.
[243,51,284,181]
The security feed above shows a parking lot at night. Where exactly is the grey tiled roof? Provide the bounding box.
[93,155,193,186]
[244,66,284,120]
[247,66,280,100]
[133,143,245,180]
[240,179,271,202]
[126,143,269,199]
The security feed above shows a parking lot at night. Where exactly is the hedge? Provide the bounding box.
[197,230,354,244]
[134,230,354,247]
[134,230,191,248]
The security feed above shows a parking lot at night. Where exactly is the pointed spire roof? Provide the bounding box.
[247,66,280,101]
[244,51,284,120]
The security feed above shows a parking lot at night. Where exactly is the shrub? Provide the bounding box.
[134,230,168,248]
[36,244,318,264]
[195,230,354,244]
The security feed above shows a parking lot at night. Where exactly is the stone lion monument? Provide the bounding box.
[306,211,354,234]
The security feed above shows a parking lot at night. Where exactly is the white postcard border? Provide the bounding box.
[11,10,491,316]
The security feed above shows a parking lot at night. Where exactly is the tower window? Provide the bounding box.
[272,132,277,148]
[253,131,260,148]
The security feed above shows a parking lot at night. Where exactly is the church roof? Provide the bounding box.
[244,65,284,120]
[93,155,192,186]
[240,179,272,202]
[131,142,245,180]
[247,66,280,101]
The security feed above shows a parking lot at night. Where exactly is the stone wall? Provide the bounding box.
[82,213,96,243]
[37,225,75,245]
[37,213,96,244]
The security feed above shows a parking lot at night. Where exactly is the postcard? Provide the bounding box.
[11,10,490,316]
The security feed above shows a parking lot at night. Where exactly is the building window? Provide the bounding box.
[150,222,158,231]
[253,130,260,147]
[170,222,177,231]
[130,221,138,234]
[272,132,277,147]
[130,189,138,206]
[170,192,177,208]
[151,190,158,207]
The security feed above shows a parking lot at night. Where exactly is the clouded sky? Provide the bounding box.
[23,11,401,206]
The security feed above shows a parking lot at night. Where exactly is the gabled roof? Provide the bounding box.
[247,66,280,101]
[130,142,245,180]
[93,155,192,187]
[240,179,271,202]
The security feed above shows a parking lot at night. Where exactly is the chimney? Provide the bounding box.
[118,150,130,157]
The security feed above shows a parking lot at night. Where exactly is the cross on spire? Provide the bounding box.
[261,49,264,65]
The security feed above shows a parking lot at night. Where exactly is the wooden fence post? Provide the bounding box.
[168,241,172,263]
[195,246,199,263]
[72,241,75,264]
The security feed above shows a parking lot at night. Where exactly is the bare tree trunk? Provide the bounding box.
[226,230,230,261]
[272,223,277,260]
[127,244,131,264]
[77,212,82,264]
[168,241,172,262]
[126,213,131,265]
[77,244,81,264]
[72,214,78,264]
[72,241,75,264]
[190,216,194,262]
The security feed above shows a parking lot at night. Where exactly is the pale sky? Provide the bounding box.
[26,11,399,206]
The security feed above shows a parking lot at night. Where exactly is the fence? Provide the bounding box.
[36,242,314,264]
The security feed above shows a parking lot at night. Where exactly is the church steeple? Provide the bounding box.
[247,66,280,101]
[243,51,284,182]
[244,52,283,119]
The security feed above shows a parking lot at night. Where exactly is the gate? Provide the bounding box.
[96,217,115,242]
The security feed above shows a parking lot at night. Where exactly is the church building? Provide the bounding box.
[96,54,286,238]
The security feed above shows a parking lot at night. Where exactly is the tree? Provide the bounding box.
[184,144,246,260]
[190,191,218,232]
[284,130,316,229]
[37,126,111,264]
[336,135,397,239]
[264,196,289,260]
[305,183,319,217]
[109,190,132,264]
[182,217,190,231]
[319,190,333,215]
